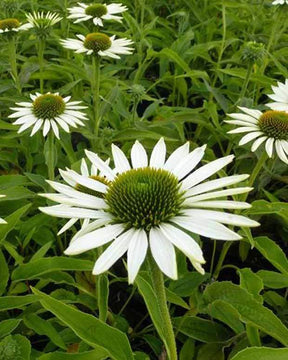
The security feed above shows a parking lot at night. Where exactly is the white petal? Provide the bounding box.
[112,144,131,173]
[188,200,251,209]
[164,142,190,171]
[39,204,105,219]
[185,174,249,197]
[238,132,262,146]
[275,140,288,164]
[228,126,259,134]
[131,141,148,168]
[265,138,274,158]
[149,138,166,168]
[181,155,234,191]
[149,227,177,279]
[159,223,205,263]
[127,229,148,284]
[184,187,253,203]
[173,217,241,240]
[172,145,206,180]
[93,228,135,275]
[43,120,51,137]
[85,150,115,181]
[58,218,78,235]
[251,136,267,152]
[80,159,89,176]
[183,209,260,227]
[65,223,125,255]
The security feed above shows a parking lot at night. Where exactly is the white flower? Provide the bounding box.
[226,107,288,164]
[60,32,133,59]
[0,196,7,224]
[9,92,87,139]
[68,2,127,27]
[39,139,259,283]
[26,11,62,29]
[0,18,33,33]
[267,79,288,112]
[272,0,288,5]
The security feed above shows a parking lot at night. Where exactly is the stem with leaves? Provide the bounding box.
[46,132,55,181]
[38,39,45,93]
[92,55,101,142]
[8,36,21,94]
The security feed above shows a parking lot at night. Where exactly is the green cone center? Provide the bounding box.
[105,168,184,230]
[84,32,111,52]
[85,4,108,18]
[0,18,20,30]
[258,110,288,140]
[33,94,66,120]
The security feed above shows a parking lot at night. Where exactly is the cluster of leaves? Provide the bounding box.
[0,0,287,359]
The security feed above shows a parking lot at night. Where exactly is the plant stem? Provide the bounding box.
[239,62,253,100]
[92,55,101,140]
[8,37,21,94]
[38,39,45,93]
[148,254,178,360]
[213,241,232,280]
[247,151,268,189]
[47,132,55,181]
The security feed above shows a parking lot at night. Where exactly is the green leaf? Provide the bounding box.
[12,257,94,281]
[174,316,231,343]
[0,319,21,338]
[180,339,195,360]
[254,237,288,276]
[0,250,9,296]
[0,334,31,360]
[38,349,109,360]
[248,200,288,222]
[196,343,224,360]
[203,282,288,346]
[0,204,31,245]
[166,288,189,309]
[230,347,288,360]
[209,300,244,334]
[31,288,133,360]
[0,295,39,311]
[23,314,66,349]
[169,273,210,297]
[257,270,288,289]
[238,268,263,303]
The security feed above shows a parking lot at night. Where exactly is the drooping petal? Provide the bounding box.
[127,229,148,283]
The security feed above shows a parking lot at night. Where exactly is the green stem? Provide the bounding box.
[38,39,45,93]
[47,132,55,181]
[8,37,21,94]
[246,324,261,347]
[213,242,232,280]
[97,273,109,322]
[247,151,268,190]
[92,55,101,140]
[148,254,178,360]
[239,62,253,100]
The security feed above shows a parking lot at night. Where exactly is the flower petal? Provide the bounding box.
[127,229,148,283]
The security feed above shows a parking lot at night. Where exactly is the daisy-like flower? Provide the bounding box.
[0,18,32,33]
[39,139,259,283]
[226,107,288,164]
[26,11,62,29]
[9,92,87,139]
[266,79,288,112]
[68,2,127,27]
[272,0,288,5]
[0,196,7,224]
[60,32,133,59]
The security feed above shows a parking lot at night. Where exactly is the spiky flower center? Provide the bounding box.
[258,110,288,140]
[0,18,20,30]
[75,175,110,198]
[105,168,184,230]
[84,33,111,53]
[33,94,66,120]
[85,4,108,18]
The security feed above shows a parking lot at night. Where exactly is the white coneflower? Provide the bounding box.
[61,32,133,59]
[39,139,259,283]
[267,79,288,112]
[0,196,7,224]
[9,92,87,139]
[272,0,288,4]
[226,107,288,164]
[25,11,62,29]
[68,2,127,27]
[0,18,32,33]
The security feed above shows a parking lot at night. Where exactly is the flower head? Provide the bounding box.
[61,32,133,59]
[9,92,87,139]
[272,0,288,5]
[267,79,288,112]
[0,195,7,224]
[68,2,127,27]
[241,41,265,64]
[0,18,32,33]
[226,107,288,164]
[26,11,62,29]
[39,139,259,283]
